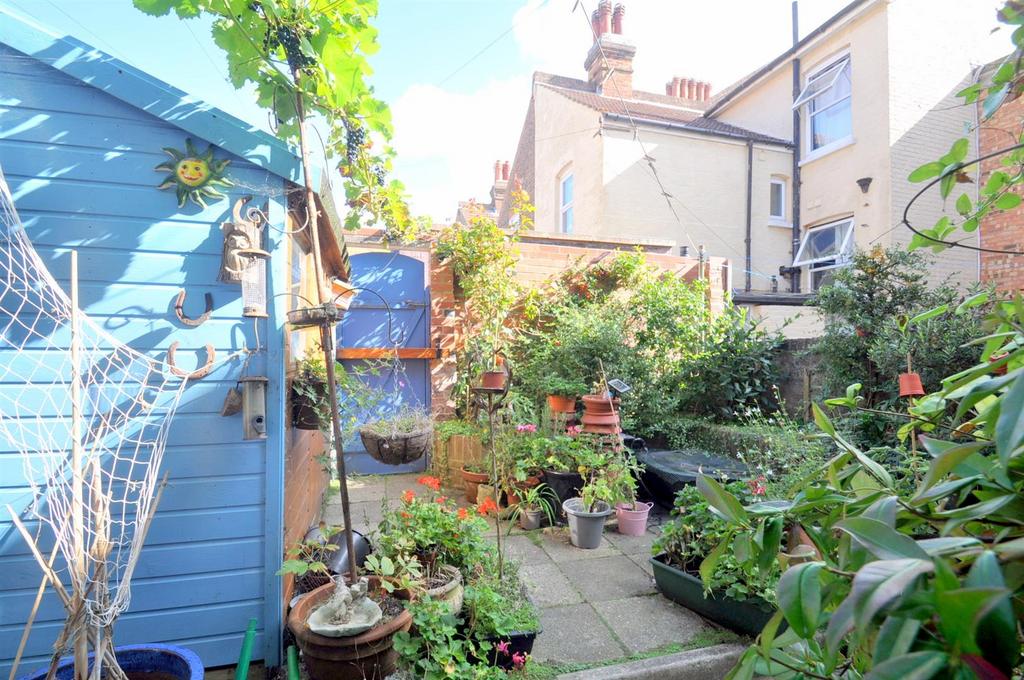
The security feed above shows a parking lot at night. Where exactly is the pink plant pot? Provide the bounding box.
[615,502,653,536]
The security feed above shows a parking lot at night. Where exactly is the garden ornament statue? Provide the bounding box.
[307,576,382,637]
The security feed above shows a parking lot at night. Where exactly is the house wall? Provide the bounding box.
[0,43,287,671]
[887,0,984,287]
[978,76,1024,293]
[602,124,794,291]
[531,86,604,234]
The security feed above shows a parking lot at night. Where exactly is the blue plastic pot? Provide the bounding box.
[21,644,203,680]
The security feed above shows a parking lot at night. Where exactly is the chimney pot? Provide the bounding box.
[665,82,673,95]
[611,3,625,34]
[672,77,682,97]
[501,161,510,180]
[597,0,612,36]
[591,10,599,41]
[702,82,712,101]
[686,79,696,99]
[494,161,502,182]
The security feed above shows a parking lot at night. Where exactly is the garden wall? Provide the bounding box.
[773,338,823,421]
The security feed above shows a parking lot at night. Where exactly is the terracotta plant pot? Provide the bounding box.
[507,476,540,506]
[481,371,506,389]
[898,371,925,397]
[461,467,489,503]
[288,578,413,680]
[546,394,577,413]
[580,394,621,434]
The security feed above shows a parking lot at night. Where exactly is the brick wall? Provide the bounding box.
[978,84,1024,293]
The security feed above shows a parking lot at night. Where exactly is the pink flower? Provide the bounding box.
[512,652,527,669]
[516,423,537,433]
[747,475,767,497]
[495,641,510,655]
[566,425,581,436]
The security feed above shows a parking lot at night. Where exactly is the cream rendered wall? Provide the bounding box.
[886,0,984,287]
[532,85,604,234]
[601,123,794,288]
[794,2,892,295]
[715,66,795,142]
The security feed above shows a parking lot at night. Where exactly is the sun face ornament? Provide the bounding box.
[156,139,233,208]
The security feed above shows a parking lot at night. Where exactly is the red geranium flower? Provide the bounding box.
[417,475,442,491]
[402,489,415,503]
[436,495,448,504]
[477,497,499,516]
[457,507,469,520]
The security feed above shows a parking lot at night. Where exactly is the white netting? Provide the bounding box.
[0,165,192,654]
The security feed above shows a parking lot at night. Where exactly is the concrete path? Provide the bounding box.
[322,473,727,667]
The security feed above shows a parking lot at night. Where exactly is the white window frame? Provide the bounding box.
[795,54,853,162]
[793,217,855,290]
[559,171,574,234]
[769,178,787,225]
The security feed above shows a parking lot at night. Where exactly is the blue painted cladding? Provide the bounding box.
[0,42,284,672]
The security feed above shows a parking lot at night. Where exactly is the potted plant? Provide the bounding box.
[292,356,329,430]
[463,571,541,670]
[609,453,651,536]
[540,374,586,414]
[480,354,507,389]
[25,646,204,680]
[508,483,557,530]
[288,576,413,680]
[540,433,585,516]
[460,461,490,503]
[277,523,342,594]
[562,440,622,549]
[358,407,433,466]
[649,482,778,636]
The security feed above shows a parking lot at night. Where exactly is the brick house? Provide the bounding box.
[977,58,1024,294]
[485,0,997,334]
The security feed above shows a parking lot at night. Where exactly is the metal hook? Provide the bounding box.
[174,289,213,327]
[166,341,216,380]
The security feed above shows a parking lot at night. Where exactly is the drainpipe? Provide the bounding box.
[745,139,754,292]
[790,0,802,293]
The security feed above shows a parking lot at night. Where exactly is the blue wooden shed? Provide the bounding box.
[0,8,348,673]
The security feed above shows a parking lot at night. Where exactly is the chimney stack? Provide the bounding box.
[664,77,713,103]
[493,161,502,182]
[597,0,612,35]
[491,160,510,216]
[611,3,625,34]
[501,161,510,180]
[584,2,636,98]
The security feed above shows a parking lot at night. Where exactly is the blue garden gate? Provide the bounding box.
[338,251,432,474]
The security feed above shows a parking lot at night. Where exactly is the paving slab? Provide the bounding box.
[555,643,747,680]
[562,556,656,602]
[501,534,554,566]
[324,499,386,534]
[520,562,584,607]
[627,553,654,577]
[344,475,389,503]
[592,595,710,653]
[531,603,627,663]
[603,529,656,556]
[538,528,620,563]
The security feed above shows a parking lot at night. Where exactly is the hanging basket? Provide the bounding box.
[359,427,433,466]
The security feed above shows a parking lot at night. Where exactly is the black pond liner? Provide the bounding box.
[638,448,749,508]
[541,469,584,524]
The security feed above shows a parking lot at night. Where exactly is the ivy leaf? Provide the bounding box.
[836,517,929,560]
[864,651,948,680]
[983,83,1010,120]
[697,474,748,526]
[777,561,823,638]
[940,138,969,166]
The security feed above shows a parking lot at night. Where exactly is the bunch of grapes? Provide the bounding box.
[371,164,386,186]
[276,24,316,73]
[344,119,366,166]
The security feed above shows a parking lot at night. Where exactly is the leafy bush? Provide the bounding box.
[812,246,989,446]
[653,482,779,604]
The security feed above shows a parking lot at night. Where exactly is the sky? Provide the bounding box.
[0,0,1007,222]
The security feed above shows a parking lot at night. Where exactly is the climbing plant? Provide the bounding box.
[133,0,417,239]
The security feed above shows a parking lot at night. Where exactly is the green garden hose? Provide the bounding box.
[235,618,258,680]
[286,646,300,680]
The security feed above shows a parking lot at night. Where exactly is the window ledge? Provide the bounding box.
[767,219,792,229]
[800,135,855,166]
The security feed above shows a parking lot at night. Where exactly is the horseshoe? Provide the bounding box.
[174,290,213,327]
[166,341,215,380]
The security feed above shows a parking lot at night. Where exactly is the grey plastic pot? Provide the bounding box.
[519,508,544,531]
[562,498,612,549]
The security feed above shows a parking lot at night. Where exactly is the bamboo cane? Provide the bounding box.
[8,543,61,680]
[68,251,89,680]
